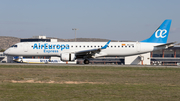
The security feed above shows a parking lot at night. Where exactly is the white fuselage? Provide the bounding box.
[4,42,162,57]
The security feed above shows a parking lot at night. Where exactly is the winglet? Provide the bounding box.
[101,40,111,49]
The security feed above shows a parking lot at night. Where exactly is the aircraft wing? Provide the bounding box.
[75,40,111,55]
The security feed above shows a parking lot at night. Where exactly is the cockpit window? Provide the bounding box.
[11,45,18,48]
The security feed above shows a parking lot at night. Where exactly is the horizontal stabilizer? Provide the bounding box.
[154,42,175,48]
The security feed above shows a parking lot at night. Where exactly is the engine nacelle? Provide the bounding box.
[60,53,76,61]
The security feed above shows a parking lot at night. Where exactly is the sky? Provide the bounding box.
[0,0,180,43]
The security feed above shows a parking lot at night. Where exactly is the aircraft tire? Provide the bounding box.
[84,59,89,64]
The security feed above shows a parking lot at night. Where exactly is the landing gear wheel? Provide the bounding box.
[84,59,89,64]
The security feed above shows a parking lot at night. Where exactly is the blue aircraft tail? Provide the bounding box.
[141,19,172,43]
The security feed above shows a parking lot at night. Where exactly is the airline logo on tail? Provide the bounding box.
[155,29,167,38]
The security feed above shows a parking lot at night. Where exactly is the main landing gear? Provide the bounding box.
[84,59,89,64]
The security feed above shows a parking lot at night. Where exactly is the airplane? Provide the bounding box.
[4,19,174,64]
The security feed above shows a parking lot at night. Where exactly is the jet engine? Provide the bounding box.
[60,53,76,61]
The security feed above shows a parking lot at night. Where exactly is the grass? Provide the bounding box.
[0,65,180,101]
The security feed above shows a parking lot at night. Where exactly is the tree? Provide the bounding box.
[0,49,5,52]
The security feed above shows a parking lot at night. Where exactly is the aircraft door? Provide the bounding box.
[136,42,141,52]
[23,43,28,52]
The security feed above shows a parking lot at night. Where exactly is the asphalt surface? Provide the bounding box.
[0,63,180,68]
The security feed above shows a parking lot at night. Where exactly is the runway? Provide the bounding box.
[0,63,179,68]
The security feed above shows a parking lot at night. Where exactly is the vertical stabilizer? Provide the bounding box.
[141,19,172,43]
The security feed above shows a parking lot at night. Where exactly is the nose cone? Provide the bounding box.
[3,49,10,55]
